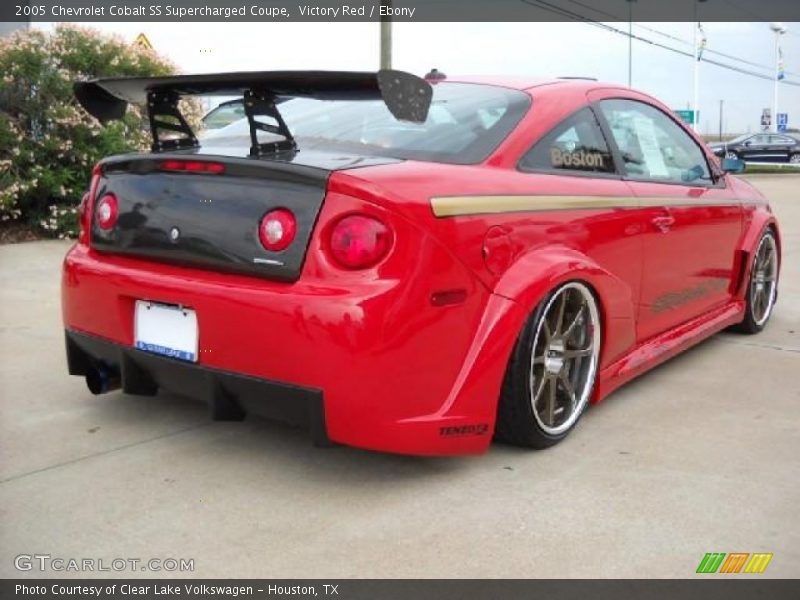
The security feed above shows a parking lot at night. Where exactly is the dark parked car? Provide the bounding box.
[709,133,800,164]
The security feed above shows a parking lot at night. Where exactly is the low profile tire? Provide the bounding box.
[789,153,800,164]
[734,230,779,334]
[495,281,601,449]
[725,151,740,160]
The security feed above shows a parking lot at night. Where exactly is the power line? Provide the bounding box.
[537,0,798,77]
[518,0,800,87]
[636,24,790,72]
[561,0,786,72]
[633,23,799,78]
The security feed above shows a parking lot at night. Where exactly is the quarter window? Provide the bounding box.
[519,108,615,174]
[598,99,712,184]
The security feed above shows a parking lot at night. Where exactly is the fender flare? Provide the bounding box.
[420,245,638,429]
[735,213,782,299]
[492,244,638,368]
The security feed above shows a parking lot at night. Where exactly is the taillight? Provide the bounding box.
[160,160,225,174]
[95,193,119,230]
[79,164,102,243]
[328,215,393,269]
[258,208,296,252]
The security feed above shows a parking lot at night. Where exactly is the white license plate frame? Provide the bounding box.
[134,301,198,362]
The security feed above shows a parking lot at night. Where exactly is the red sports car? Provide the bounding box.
[64,70,781,456]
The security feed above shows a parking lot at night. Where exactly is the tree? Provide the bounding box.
[0,25,201,238]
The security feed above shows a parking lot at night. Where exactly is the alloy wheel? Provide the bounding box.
[529,282,601,436]
[750,234,778,326]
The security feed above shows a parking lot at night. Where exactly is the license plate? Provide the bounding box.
[134,301,198,362]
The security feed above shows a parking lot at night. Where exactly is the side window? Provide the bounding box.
[598,99,711,184]
[769,135,792,144]
[519,108,615,174]
[749,135,769,146]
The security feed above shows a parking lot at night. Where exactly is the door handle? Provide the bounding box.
[651,215,675,233]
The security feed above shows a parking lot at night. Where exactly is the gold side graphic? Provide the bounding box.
[430,195,753,218]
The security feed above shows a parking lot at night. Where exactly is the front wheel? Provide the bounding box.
[495,281,601,449]
[734,230,779,334]
[725,151,740,160]
[789,153,800,164]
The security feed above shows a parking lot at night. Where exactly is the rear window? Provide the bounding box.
[203,83,530,164]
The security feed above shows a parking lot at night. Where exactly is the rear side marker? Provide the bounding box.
[430,289,468,307]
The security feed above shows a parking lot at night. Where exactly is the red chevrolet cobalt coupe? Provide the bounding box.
[64,71,781,455]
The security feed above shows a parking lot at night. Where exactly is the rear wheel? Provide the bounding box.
[735,230,779,334]
[495,281,601,449]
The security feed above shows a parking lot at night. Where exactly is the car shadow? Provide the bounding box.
[584,331,723,419]
[73,336,732,485]
[87,387,478,485]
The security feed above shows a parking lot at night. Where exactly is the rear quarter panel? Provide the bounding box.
[332,176,641,374]
[333,83,648,372]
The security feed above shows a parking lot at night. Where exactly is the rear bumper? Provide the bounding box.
[66,329,330,444]
[62,243,526,456]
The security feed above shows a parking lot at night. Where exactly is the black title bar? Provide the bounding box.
[3,0,800,22]
[4,579,800,600]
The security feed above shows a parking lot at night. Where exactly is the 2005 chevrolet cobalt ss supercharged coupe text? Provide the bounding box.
[63,70,781,455]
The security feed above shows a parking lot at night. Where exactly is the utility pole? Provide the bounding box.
[626,0,636,87]
[692,0,706,133]
[770,22,786,133]
[380,0,392,70]
[718,99,724,141]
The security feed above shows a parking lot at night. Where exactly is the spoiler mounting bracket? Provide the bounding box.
[147,90,199,153]
[244,89,297,157]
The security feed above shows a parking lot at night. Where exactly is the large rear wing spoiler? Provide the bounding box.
[74,70,433,156]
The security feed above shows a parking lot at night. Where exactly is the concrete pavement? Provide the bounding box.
[0,175,798,578]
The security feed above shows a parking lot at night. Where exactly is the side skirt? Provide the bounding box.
[594,300,746,402]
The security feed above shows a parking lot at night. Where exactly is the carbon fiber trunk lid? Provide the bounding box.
[90,148,401,281]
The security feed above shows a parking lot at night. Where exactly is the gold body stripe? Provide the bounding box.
[430,194,752,218]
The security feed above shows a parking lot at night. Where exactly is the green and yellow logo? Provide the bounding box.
[696,552,773,574]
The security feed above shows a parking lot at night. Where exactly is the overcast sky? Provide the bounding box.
[38,20,800,134]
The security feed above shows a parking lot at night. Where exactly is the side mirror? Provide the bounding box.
[743,141,752,146]
[721,157,745,174]
[681,164,706,182]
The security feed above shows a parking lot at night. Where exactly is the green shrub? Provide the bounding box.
[0,25,202,238]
